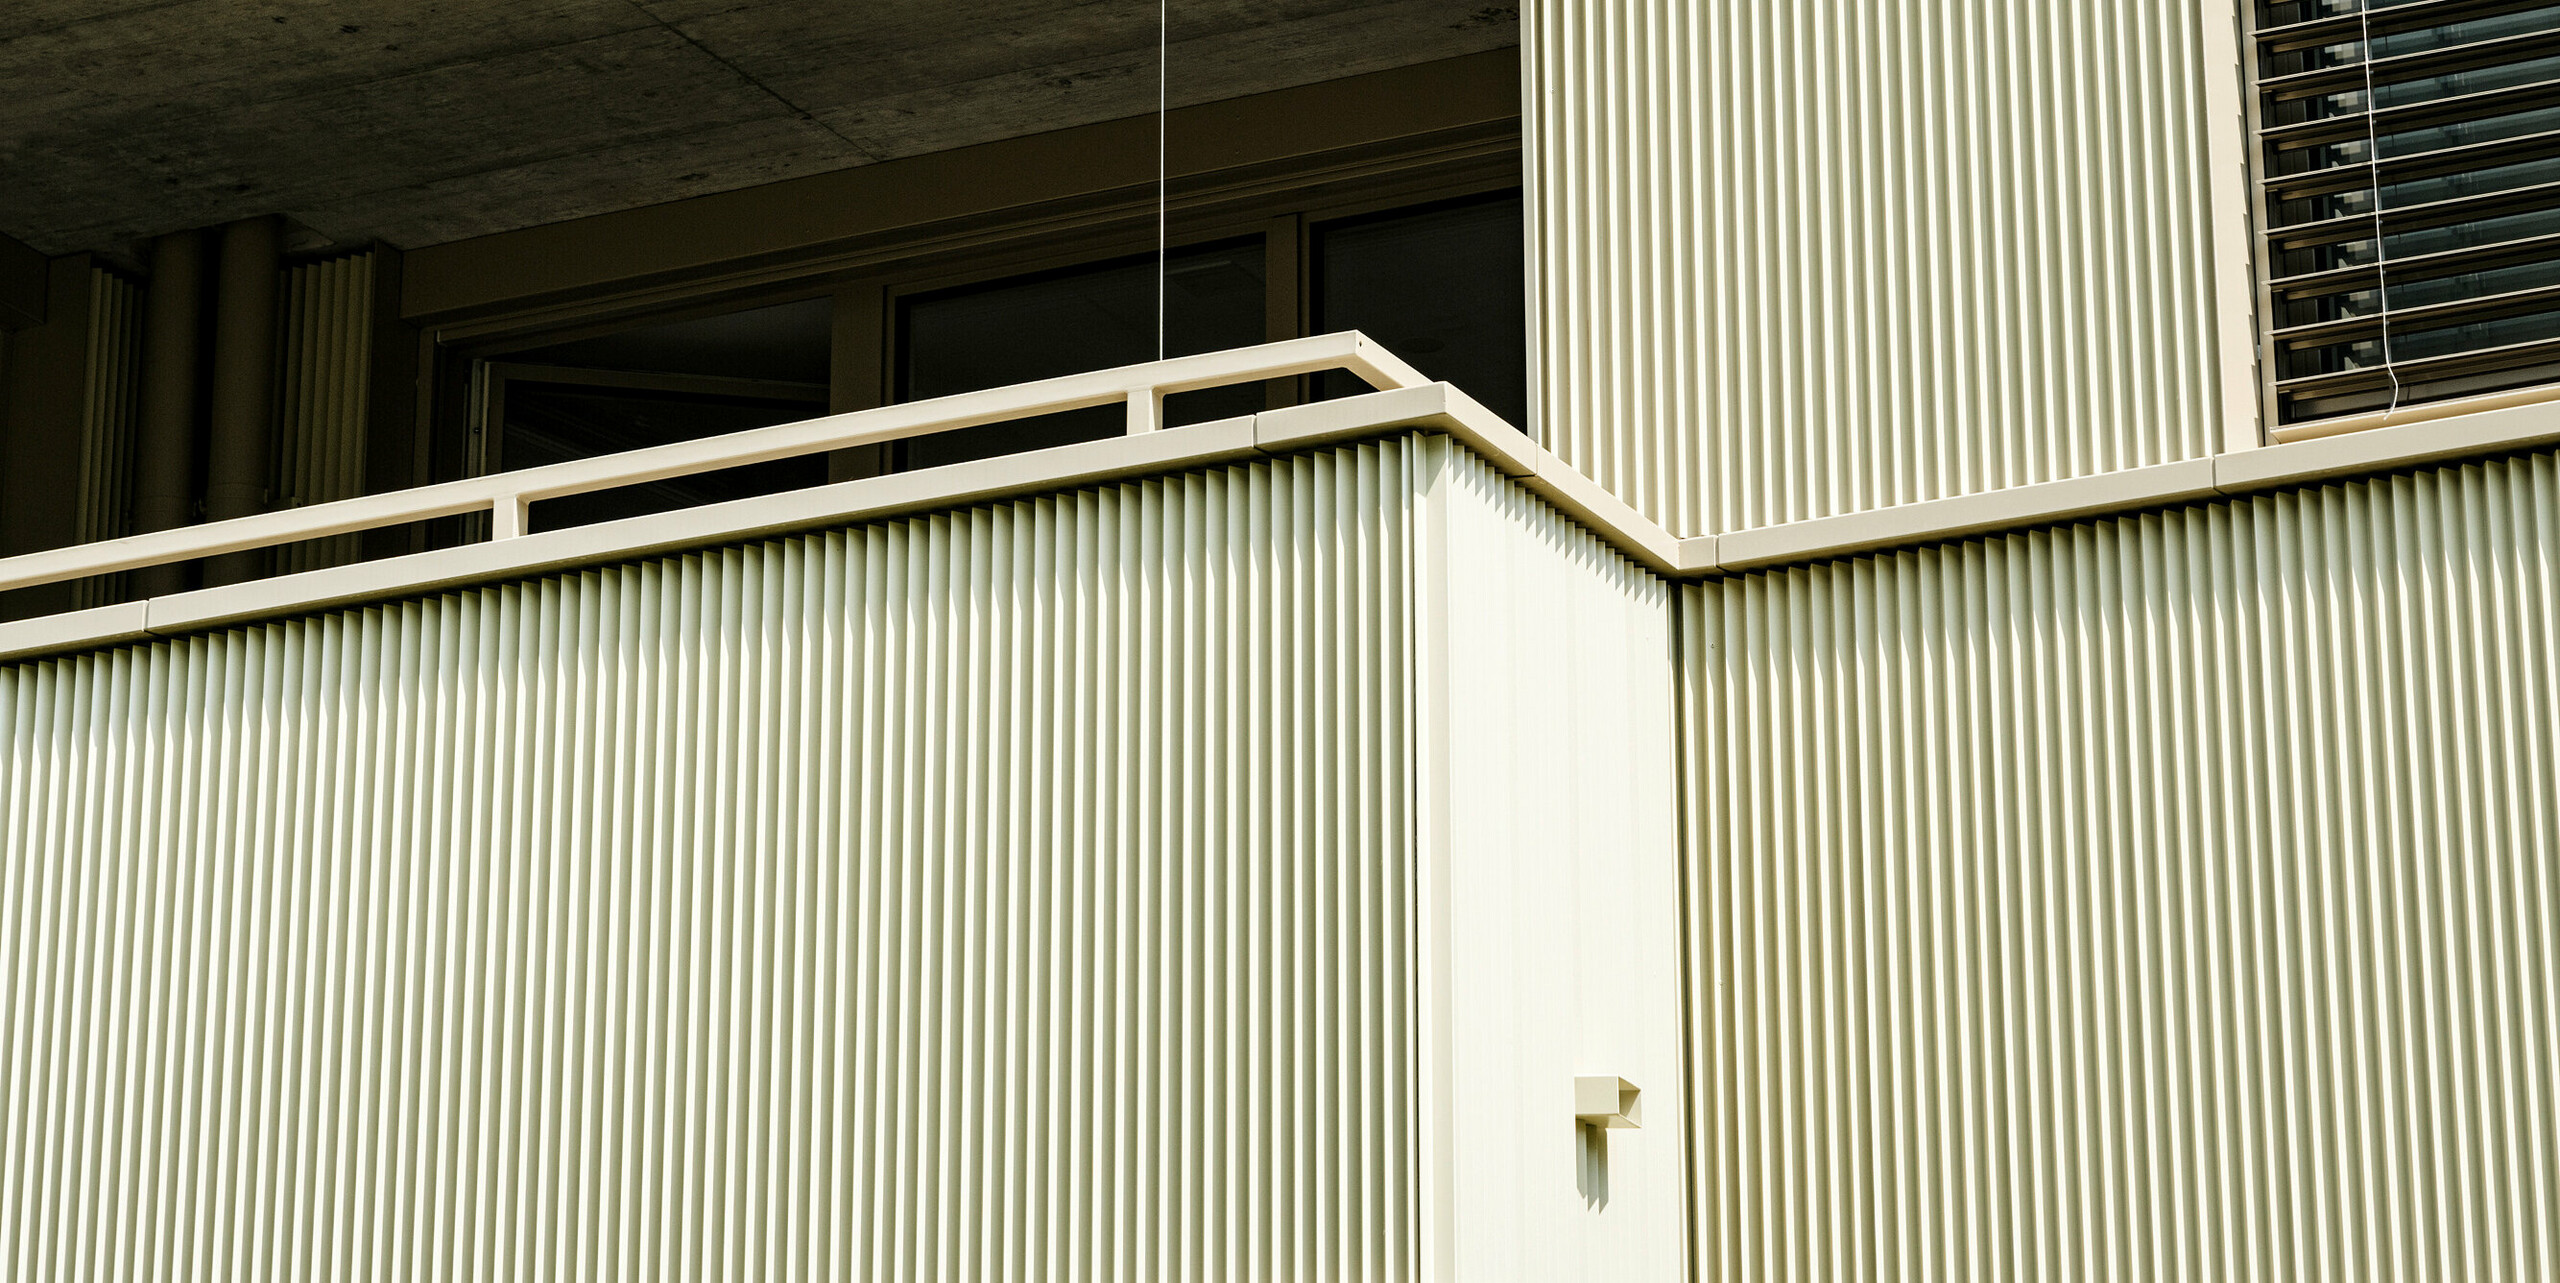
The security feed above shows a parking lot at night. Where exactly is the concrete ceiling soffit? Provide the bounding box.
[0,0,1519,255]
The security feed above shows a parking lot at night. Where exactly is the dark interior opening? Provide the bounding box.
[1314,190,1529,428]
[896,239,1266,469]
[496,296,832,532]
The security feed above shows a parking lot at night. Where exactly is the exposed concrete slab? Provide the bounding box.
[2,0,1518,255]
[399,47,1522,319]
[21,21,860,250]
[291,115,858,253]
[812,2,1529,163]
[2,2,649,119]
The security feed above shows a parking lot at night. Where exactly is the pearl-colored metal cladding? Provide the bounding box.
[1681,445,2560,1281]
[1525,0,2239,537]
[0,440,1426,1282]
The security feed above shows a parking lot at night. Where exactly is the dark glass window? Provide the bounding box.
[498,385,827,532]
[897,240,1265,469]
[1313,192,1529,428]
[496,296,831,531]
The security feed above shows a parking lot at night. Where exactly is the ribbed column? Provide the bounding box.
[202,214,282,586]
[70,269,143,608]
[272,251,376,576]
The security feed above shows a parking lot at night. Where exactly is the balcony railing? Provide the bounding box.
[14,324,2541,666]
[0,331,1435,601]
[0,330,1730,669]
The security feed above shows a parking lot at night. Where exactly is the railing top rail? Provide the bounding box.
[0,331,1428,597]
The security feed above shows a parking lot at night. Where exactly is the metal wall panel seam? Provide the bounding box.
[1407,426,1458,1283]
[2189,0,2262,456]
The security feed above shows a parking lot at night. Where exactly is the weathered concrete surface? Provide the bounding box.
[0,0,1519,254]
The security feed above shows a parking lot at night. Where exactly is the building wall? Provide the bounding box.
[0,441,1420,1282]
[1423,437,1688,1279]
[1677,447,2560,1280]
[1526,1,2232,536]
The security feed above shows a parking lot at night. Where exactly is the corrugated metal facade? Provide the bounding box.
[1679,448,2560,1280]
[1426,437,1687,1280]
[0,441,1418,1282]
[1526,0,2229,536]
[71,266,142,609]
[272,251,376,576]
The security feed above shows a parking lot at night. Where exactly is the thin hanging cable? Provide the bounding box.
[1157,1,1167,361]
[2357,4,2404,419]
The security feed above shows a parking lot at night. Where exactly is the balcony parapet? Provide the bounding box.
[0,333,1695,664]
[13,330,2560,667]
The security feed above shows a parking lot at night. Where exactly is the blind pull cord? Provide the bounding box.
[2357,5,2403,422]
[1162,0,1172,363]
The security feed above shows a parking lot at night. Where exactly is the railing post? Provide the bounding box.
[491,494,529,540]
[1125,387,1163,435]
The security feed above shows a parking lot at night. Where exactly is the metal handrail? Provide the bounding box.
[0,331,1428,597]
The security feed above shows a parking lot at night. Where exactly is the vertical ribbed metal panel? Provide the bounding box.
[70,267,142,608]
[0,441,1416,1281]
[273,251,374,576]
[1527,1,2228,536]
[1679,448,2560,1280]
